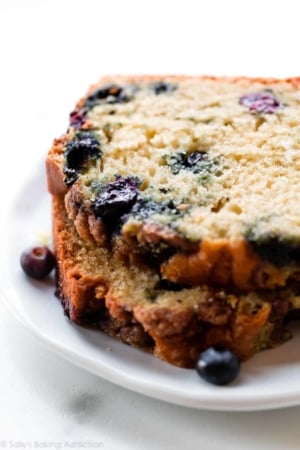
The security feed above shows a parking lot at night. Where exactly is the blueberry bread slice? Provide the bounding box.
[53,195,300,368]
[47,75,300,291]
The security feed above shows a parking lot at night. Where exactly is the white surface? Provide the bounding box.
[4,165,300,414]
[1,0,300,447]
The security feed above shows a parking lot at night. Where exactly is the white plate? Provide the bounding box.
[2,160,300,412]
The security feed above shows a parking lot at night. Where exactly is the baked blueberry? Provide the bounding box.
[151,81,177,95]
[20,246,56,279]
[128,198,180,220]
[92,176,141,220]
[85,84,137,108]
[115,84,138,103]
[239,90,282,114]
[196,346,240,385]
[63,132,102,186]
[88,83,121,99]
[164,150,216,176]
[65,132,100,170]
[69,109,87,129]
[246,233,300,267]
[186,151,205,166]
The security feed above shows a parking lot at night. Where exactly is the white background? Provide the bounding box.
[1,0,300,447]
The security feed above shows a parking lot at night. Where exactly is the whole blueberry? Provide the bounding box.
[20,246,56,279]
[196,346,240,385]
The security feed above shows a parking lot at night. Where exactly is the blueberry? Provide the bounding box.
[196,346,240,385]
[151,81,177,95]
[128,198,180,220]
[115,85,138,103]
[69,109,87,129]
[20,246,56,279]
[186,151,205,166]
[239,90,282,114]
[85,84,137,108]
[85,84,121,108]
[118,198,185,266]
[246,233,300,267]
[92,176,140,220]
[90,84,122,100]
[63,132,101,186]
[165,151,213,175]
[65,132,100,171]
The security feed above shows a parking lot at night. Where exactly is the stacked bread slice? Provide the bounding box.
[46,76,300,367]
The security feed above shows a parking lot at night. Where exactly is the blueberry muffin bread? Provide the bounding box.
[53,195,298,368]
[47,75,300,292]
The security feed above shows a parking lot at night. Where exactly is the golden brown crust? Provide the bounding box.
[53,195,294,368]
[91,74,300,88]
[46,137,68,196]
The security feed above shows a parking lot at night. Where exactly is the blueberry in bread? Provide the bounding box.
[53,195,297,368]
[47,75,300,292]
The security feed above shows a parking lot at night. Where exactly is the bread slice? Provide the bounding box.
[53,195,299,368]
[47,75,300,292]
